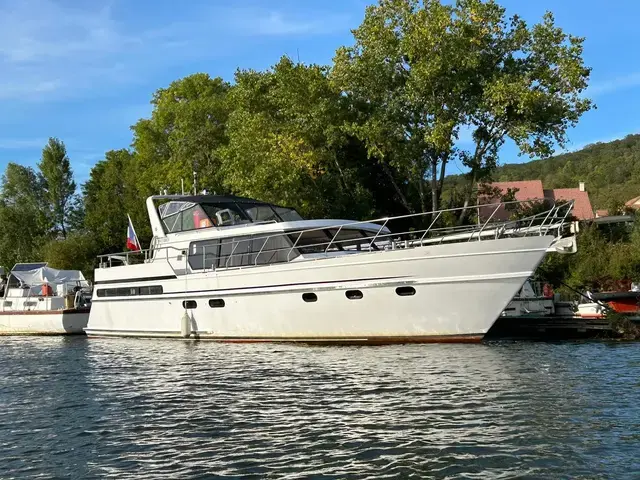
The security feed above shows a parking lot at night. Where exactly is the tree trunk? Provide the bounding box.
[430,160,438,213]
[457,169,477,226]
[381,162,414,214]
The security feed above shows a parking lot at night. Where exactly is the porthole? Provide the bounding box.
[302,293,317,303]
[345,290,363,300]
[396,286,416,296]
[182,300,197,309]
[209,299,225,308]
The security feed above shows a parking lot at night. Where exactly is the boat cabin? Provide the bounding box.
[130,195,393,273]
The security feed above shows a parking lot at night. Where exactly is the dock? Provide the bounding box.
[486,315,640,341]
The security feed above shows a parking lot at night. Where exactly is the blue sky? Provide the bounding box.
[0,0,639,185]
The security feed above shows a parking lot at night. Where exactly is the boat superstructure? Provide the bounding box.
[0,263,92,335]
[85,195,576,343]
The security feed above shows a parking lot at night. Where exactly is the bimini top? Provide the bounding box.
[8,264,88,288]
[151,194,304,235]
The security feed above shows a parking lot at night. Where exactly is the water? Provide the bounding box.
[0,338,638,479]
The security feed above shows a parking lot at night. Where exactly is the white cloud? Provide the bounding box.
[231,10,351,36]
[0,1,352,103]
[0,138,47,149]
[587,72,640,97]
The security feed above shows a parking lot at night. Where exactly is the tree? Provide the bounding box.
[42,233,99,280]
[0,163,51,268]
[39,137,78,238]
[332,0,592,216]
[220,57,403,219]
[131,74,231,196]
[457,2,592,221]
[83,149,148,252]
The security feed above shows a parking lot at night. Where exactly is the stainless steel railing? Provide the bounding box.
[97,199,575,272]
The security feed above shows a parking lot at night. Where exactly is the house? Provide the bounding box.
[478,180,595,221]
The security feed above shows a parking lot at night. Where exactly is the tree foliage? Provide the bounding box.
[39,137,79,238]
[332,0,592,216]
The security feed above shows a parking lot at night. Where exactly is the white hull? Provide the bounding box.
[0,310,90,335]
[86,236,556,343]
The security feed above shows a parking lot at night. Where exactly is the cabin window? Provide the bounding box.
[302,293,317,303]
[273,207,303,222]
[209,299,225,308]
[244,205,280,223]
[345,290,363,300]
[189,234,298,270]
[183,300,197,309]
[96,286,163,297]
[290,228,378,254]
[3,301,11,307]
[24,301,37,307]
[396,286,416,296]
[139,285,163,295]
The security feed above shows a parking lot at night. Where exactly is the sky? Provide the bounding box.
[0,0,639,186]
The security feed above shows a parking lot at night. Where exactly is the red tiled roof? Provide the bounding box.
[477,180,595,221]
[546,188,594,220]
[477,180,545,222]
[484,180,545,201]
[625,195,640,209]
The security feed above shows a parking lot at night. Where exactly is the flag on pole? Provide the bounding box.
[126,214,141,251]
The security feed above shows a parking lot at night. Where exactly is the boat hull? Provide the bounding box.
[86,236,556,343]
[0,309,90,335]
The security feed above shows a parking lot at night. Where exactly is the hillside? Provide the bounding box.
[487,134,640,211]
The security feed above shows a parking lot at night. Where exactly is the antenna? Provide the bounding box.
[181,179,185,195]
[193,171,197,195]
[297,48,300,64]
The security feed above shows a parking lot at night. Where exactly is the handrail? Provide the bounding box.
[96,198,575,273]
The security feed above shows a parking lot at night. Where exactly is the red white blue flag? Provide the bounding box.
[126,214,141,251]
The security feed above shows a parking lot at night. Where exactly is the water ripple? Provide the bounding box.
[0,338,639,479]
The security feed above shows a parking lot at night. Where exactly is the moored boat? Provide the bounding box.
[0,263,92,335]
[85,195,576,343]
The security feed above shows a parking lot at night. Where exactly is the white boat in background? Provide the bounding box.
[0,263,92,335]
[502,280,576,318]
[85,195,576,343]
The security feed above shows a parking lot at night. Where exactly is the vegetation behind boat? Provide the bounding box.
[0,0,637,292]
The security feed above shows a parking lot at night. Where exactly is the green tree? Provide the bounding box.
[38,137,78,238]
[131,74,231,196]
[42,233,99,279]
[83,149,148,252]
[332,0,592,216]
[0,163,51,268]
[220,57,403,218]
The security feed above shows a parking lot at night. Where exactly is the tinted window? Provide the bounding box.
[191,234,298,270]
[244,205,279,222]
[274,207,303,222]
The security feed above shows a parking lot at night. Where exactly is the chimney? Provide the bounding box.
[579,181,585,192]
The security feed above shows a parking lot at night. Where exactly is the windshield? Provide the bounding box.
[156,199,304,233]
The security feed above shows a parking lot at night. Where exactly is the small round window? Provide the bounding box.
[302,293,317,303]
[345,290,363,300]
[396,286,416,296]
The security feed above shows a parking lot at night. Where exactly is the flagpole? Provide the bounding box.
[128,214,142,251]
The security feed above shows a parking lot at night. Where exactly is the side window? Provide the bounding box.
[214,234,299,268]
[188,239,221,270]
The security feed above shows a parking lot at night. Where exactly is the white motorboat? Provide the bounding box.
[0,263,92,335]
[85,195,575,343]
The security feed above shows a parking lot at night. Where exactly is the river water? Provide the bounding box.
[0,337,638,479]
